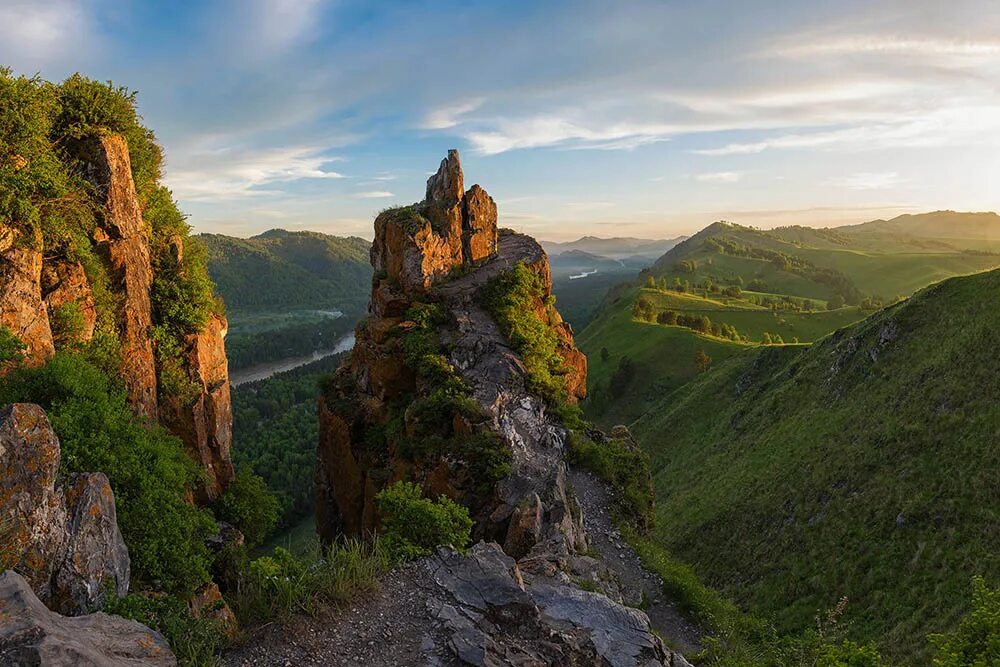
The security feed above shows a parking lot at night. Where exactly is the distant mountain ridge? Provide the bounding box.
[542,235,686,260]
[197,229,372,313]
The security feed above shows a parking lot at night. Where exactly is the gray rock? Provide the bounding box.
[0,404,130,615]
[0,570,176,666]
[425,543,680,666]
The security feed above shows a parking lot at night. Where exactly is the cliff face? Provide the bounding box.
[0,133,233,501]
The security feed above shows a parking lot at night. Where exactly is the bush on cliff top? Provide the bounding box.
[0,352,216,595]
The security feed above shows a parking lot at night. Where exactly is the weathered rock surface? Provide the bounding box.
[85,134,159,420]
[0,404,129,615]
[369,149,498,308]
[426,543,686,667]
[0,226,54,367]
[0,570,176,667]
[160,312,234,502]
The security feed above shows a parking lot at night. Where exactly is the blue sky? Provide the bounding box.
[3,0,1000,240]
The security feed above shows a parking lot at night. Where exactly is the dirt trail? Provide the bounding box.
[569,468,704,655]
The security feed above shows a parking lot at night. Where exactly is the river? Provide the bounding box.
[230,332,355,387]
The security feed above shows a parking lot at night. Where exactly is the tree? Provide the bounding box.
[609,356,635,398]
[694,350,712,373]
[646,275,656,288]
[827,294,845,310]
[600,347,610,363]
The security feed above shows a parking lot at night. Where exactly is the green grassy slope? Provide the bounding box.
[198,229,372,313]
[630,268,1000,663]
[577,288,746,427]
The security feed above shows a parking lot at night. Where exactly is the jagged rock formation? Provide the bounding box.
[316,151,682,665]
[159,312,235,503]
[0,132,234,501]
[0,570,176,666]
[0,403,130,615]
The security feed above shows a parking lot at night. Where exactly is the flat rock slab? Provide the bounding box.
[0,571,175,667]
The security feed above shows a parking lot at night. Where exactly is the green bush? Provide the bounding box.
[230,539,388,625]
[0,326,25,363]
[0,352,216,594]
[375,481,472,559]
[930,577,1000,666]
[49,302,87,346]
[214,467,280,548]
[106,593,225,667]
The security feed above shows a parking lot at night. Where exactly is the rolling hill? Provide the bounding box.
[629,266,1000,663]
[579,214,1000,425]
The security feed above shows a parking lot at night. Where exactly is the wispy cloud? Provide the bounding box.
[696,172,743,184]
[351,191,395,199]
[422,98,485,130]
[165,144,345,202]
[827,172,908,190]
[0,0,95,68]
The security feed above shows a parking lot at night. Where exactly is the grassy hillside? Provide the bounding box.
[577,287,747,427]
[198,229,371,314]
[580,216,1000,426]
[630,267,1000,663]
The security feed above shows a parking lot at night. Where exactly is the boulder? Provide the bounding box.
[0,570,176,667]
[426,543,679,667]
[0,404,130,615]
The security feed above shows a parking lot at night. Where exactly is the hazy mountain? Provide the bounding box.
[542,235,686,260]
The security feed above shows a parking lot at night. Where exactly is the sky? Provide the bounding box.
[3,0,1000,241]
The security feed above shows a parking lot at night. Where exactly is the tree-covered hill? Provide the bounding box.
[630,266,1000,663]
[197,229,372,314]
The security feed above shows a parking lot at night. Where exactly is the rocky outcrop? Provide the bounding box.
[85,134,159,420]
[160,312,234,502]
[425,543,688,667]
[0,225,54,366]
[316,153,673,665]
[0,403,130,615]
[370,149,498,309]
[0,570,176,667]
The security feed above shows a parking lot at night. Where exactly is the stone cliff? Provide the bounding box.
[0,133,233,501]
[316,151,684,665]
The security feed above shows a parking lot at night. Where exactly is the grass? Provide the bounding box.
[628,267,1000,664]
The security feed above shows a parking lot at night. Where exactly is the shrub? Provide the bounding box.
[49,302,87,346]
[0,326,25,363]
[929,577,1000,666]
[106,594,226,667]
[215,467,280,548]
[375,481,473,559]
[0,352,216,594]
[230,539,388,625]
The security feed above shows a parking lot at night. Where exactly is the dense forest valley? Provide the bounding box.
[5,69,1000,667]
